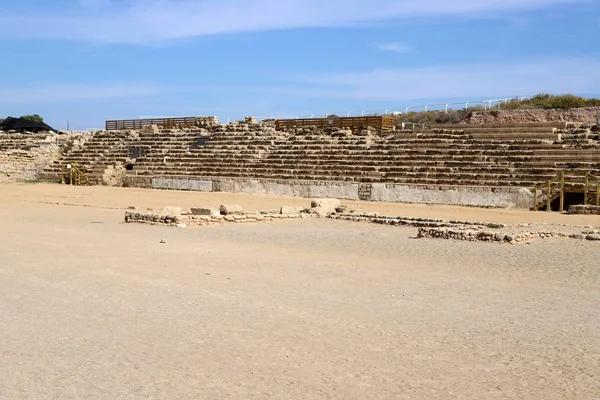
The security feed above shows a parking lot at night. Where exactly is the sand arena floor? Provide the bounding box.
[0,183,599,399]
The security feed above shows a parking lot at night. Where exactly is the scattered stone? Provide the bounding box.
[160,239,166,244]
[310,206,331,218]
[158,206,182,217]
[586,234,600,241]
[311,198,341,210]
[219,204,244,215]
[280,206,304,215]
[176,223,188,229]
[127,206,137,210]
[191,207,220,217]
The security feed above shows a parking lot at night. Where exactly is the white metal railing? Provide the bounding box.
[130,97,532,124]
[253,96,531,121]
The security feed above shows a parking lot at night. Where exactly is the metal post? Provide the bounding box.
[559,171,565,213]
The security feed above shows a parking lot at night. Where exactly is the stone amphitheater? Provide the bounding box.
[2,108,600,211]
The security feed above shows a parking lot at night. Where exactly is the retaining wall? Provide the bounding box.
[123,175,533,209]
[569,205,600,215]
[466,107,600,124]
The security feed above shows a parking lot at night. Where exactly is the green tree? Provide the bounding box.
[20,114,44,122]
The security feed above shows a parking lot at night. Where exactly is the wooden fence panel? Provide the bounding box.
[275,116,395,131]
[105,117,199,131]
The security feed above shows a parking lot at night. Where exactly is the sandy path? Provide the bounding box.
[2,183,600,227]
[0,197,599,399]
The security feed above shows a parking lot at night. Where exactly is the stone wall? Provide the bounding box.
[0,135,61,183]
[569,205,600,215]
[122,175,533,209]
[125,207,305,228]
[465,107,600,124]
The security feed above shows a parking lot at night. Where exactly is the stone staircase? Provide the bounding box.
[3,121,594,192]
[40,130,138,183]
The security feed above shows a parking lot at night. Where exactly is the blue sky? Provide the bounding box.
[0,0,599,130]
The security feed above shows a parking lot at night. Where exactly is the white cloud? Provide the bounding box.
[0,0,590,43]
[0,83,160,104]
[276,58,600,101]
[374,42,411,53]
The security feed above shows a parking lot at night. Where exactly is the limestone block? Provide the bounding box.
[220,204,244,215]
[280,206,304,215]
[158,206,182,217]
[191,207,220,217]
[310,198,341,210]
[310,206,331,218]
[586,234,600,241]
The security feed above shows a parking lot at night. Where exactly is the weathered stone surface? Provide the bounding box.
[586,234,600,241]
[219,204,244,215]
[310,206,331,218]
[280,206,304,215]
[311,198,341,210]
[158,206,182,217]
[191,207,220,217]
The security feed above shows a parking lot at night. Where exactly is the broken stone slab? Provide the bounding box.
[158,206,182,217]
[310,206,331,218]
[311,198,341,210]
[219,204,244,215]
[280,206,304,215]
[191,207,221,217]
[586,234,600,241]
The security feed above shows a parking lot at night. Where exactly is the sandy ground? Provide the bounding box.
[3,182,600,227]
[1,184,599,399]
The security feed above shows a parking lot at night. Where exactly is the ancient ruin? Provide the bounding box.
[1,108,600,212]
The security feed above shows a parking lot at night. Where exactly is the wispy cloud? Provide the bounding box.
[373,42,411,53]
[275,58,600,101]
[0,83,160,104]
[0,0,590,44]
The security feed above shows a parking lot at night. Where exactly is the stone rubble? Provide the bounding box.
[124,201,600,244]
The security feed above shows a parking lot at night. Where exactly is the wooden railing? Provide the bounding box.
[533,170,600,212]
[105,117,199,131]
[275,116,396,132]
[60,163,91,186]
[584,171,600,206]
[533,171,565,212]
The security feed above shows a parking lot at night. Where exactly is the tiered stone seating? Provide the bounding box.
[42,130,138,182]
[33,122,600,190]
[0,133,57,151]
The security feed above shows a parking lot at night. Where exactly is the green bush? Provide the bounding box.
[501,93,600,110]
